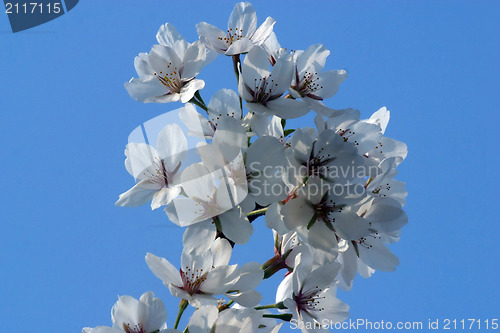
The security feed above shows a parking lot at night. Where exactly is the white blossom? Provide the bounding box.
[82,292,170,333]
[238,46,309,119]
[116,123,186,210]
[125,23,208,104]
[197,2,275,56]
[146,238,263,307]
[277,255,349,332]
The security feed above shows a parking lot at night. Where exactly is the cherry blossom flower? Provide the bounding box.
[146,238,263,307]
[238,46,309,119]
[125,23,208,104]
[289,44,347,117]
[277,256,349,332]
[82,292,170,333]
[179,89,242,139]
[281,178,370,252]
[116,123,187,210]
[197,2,275,56]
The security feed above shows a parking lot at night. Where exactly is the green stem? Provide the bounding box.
[174,299,189,330]
[188,97,208,112]
[194,90,206,107]
[255,302,286,310]
[262,313,293,321]
[247,207,268,217]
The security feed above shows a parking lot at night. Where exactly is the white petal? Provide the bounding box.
[313,69,347,99]
[115,181,158,207]
[165,197,206,226]
[269,53,294,93]
[242,46,272,87]
[124,142,164,180]
[276,273,293,303]
[134,53,154,76]
[208,89,242,125]
[228,2,257,37]
[210,238,233,267]
[296,44,329,79]
[178,103,213,138]
[219,208,253,244]
[181,40,207,79]
[225,37,255,55]
[111,295,140,329]
[337,247,356,291]
[228,290,262,307]
[183,220,217,254]
[125,76,171,103]
[250,114,283,139]
[139,292,168,332]
[367,107,390,134]
[179,79,205,103]
[212,117,247,149]
[282,197,315,230]
[302,222,338,252]
[265,202,288,235]
[157,123,188,171]
[187,305,218,333]
[181,164,215,199]
[249,98,309,119]
[233,261,264,291]
[196,22,228,54]
[151,186,181,209]
[301,263,340,292]
[145,253,183,286]
[156,23,186,48]
[251,17,275,45]
[333,212,371,241]
[358,238,399,272]
[203,266,238,294]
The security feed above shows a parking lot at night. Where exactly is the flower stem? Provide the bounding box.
[194,90,206,107]
[174,299,189,329]
[255,302,286,310]
[188,97,208,112]
[218,299,234,312]
[247,207,268,216]
[261,254,288,279]
[262,313,293,322]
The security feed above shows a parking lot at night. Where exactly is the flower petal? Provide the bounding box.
[196,22,228,54]
[156,23,186,48]
[251,16,275,45]
[157,123,188,171]
[145,253,183,286]
[125,76,171,103]
[228,2,257,37]
[218,208,253,244]
[225,37,255,55]
[179,79,205,103]
[181,40,207,79]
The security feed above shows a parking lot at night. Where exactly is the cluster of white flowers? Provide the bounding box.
[84,3,408,333]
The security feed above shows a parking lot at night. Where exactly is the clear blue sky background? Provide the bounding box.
[1,1,499,332]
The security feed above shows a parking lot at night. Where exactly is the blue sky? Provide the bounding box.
[1,1,499,332]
